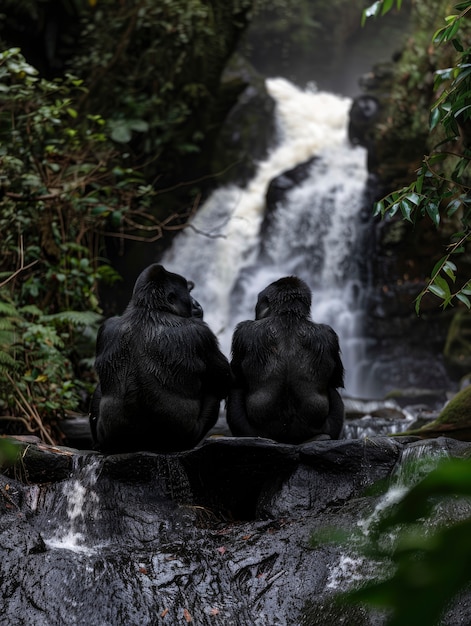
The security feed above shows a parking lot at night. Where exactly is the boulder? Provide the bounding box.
[1,434,471,625]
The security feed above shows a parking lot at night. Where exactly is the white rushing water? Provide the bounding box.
[326,442,453,593]
[162,78,369,395]
[43,456,107,554]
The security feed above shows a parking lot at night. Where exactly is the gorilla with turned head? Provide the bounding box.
[90,264,231,453]
[227,276,345,443]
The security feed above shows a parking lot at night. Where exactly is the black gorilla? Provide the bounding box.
[188,280,204,318]
[90,264,231,453]
[227,276,345,443]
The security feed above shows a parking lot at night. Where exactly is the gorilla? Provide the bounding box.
[188,281,204,318]
[90,264,231,453]
[227,276,345,443]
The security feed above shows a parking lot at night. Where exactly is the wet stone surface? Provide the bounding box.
[1,435,471,625]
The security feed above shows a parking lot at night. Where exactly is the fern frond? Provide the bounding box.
[0,351,19,369]
[42,310,103,327]
[0,301,19,317]
[0,319,16,332]
[19,304,42,317]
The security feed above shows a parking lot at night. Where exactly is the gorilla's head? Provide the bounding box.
[255,276,312,320]
[131,264,193,317]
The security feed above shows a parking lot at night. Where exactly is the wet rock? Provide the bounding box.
[1,435,471,625]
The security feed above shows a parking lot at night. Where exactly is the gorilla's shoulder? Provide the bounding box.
[178,317,221,344]
[314,322,340,344]
[235,320,256,332]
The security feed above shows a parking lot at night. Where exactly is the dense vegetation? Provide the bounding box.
[0,48,156,442]
[332,2,471,624]
[372,0,471,311]
[0,0,251,443]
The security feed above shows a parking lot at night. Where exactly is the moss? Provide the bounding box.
[438,386,471,426]
[396,385,471,441]
[444,311,471,379]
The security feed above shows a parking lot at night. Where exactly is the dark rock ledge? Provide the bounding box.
[1,435,471,626]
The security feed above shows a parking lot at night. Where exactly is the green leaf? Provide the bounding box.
[405,192,420,206]
[426,201,440,227]
[91,205,111,217]
[429,283,447,299]
[400,199,413,221]
[446,198,462,216]
[454,104,471,118]
[373,200,384,217]
[381,0,394,15]
[456,293,471,307]
[129,119,149,132]
[111,210,122,227]
[415,291,424,315]
[431,256,447,278]
[362,1,382,25]
[430,107,442,130]
[443,260,457,282]
[110,123,132,143]
[416,169,425,195]
[430,275,451,300]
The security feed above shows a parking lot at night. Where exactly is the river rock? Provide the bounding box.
[1,435,471,625]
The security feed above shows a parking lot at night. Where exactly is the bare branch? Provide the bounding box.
[0,236,38,288]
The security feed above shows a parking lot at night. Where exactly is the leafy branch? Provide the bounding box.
[365,0,471,311]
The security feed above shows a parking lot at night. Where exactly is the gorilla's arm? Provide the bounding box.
[227,387,259,437]
[95,316,121,359]
[317,325,345,439]
[89,383,101,445]
[202,331,232,400]
[90,316,122,446]
[325,387,345,438]
[187,321,232,441]
[227,322,258,437]
[326,325,345,389]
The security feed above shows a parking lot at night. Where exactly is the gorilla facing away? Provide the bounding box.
[90,264,231,453]
[227,276,345,443]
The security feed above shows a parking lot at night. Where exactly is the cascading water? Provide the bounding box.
[37,455,107,554]
[162,77,369,396]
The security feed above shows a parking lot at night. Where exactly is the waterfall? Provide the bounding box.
[161,77,369,396]
[326,441,454,594]
[41,455,107,554]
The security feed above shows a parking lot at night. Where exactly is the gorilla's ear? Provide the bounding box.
[167,291,177,306]
[187,280,195,292]
[255,296,270,320]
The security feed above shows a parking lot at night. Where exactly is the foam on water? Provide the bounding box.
[43,456,108,554]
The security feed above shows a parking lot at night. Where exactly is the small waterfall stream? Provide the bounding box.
[36,455,107,554]
[325,440,468,597]
[162,78,369,396]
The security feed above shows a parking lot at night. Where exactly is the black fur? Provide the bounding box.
[90,264,230,452]
[227,276,345,443]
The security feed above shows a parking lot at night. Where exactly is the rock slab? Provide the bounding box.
[1,435,470,625]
